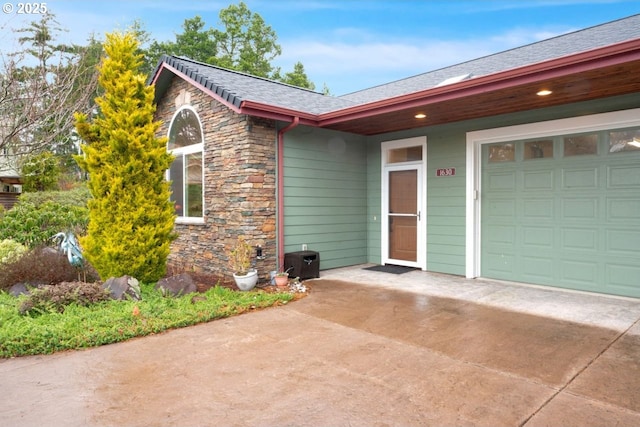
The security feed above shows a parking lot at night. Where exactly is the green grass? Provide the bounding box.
[0,284,294,358]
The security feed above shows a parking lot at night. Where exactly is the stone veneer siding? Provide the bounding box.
[155,76,277,282]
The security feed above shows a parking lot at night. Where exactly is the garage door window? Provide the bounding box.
[524,139,553,160]
[609,127,640,153]
[564,134,598,156]
[488,143,515,162]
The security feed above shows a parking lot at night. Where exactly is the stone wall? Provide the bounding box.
[155,76,277,282]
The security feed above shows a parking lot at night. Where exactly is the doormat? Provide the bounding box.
[363,265,416,274]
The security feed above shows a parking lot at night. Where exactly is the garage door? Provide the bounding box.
[481,128,640,298]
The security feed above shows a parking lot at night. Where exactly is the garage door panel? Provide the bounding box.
[523,199,554,219]
[561,228,598,252]
[522,226,554,249]
[606,264,640,296]
[562,167,598,189]
[606,198,640,222]
[484,225,516,244]
[485,199,515,217]
[523,170,554,190]
[561,198,598,220]
[487,172,516,191]
[608,164,640,187]
[606,229,640,253]
[559,259,599,288]
[483,251,515,276]
[521,257,554,282]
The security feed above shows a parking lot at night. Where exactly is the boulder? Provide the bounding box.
[155,273,197,297]
[9,283,31,297]
[103,276,141,301]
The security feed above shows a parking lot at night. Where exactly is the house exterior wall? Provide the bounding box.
[155,77,278,281]
[283,126,368,270]
[365,93,640,277]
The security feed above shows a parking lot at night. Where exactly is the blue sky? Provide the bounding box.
[1,0,639,95]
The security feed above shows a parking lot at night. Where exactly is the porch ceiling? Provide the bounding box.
[316,41,640,136]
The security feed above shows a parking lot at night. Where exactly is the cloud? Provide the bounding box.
[275,25,572,94]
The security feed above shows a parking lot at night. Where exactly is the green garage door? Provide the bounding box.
[481,128,640,298]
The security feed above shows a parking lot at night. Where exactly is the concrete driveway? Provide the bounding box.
[2,271,640,426]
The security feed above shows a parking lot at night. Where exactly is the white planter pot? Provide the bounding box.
[233,269,258,291]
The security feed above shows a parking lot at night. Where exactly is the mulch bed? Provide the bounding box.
[179,270,310,301]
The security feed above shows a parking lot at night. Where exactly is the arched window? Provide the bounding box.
[167,106,204,221]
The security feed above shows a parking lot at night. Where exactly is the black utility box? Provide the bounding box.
[284,251,320,280]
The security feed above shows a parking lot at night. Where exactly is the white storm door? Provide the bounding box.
[383,165,423,268]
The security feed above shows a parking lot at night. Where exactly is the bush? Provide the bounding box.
[0,239,28,264]
[0,201,88,248]
[19,281,111,315]
[0,247,99,291]
[19,186,91,207]
[20,151,61,192]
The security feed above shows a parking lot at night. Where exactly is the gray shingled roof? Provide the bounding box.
[154,14,640,115]
[157,55,357,115]
[339,14,640,104]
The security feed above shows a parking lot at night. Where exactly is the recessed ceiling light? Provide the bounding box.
[537,89,553,96]
[414,113,427,119]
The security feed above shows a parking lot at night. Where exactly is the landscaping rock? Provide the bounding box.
[103,276,141,301]
[155,273,197,297]
[9,283,31,297]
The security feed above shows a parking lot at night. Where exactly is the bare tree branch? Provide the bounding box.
[0,13,100,175]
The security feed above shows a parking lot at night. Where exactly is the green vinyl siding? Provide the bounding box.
[283,127,367,269]
[425,132,466,275]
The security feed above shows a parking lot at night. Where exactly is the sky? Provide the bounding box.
[1,0,639,95]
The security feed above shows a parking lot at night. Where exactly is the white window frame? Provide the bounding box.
[465,108,640,279]
[167,105,205,224]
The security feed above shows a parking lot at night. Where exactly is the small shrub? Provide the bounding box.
[0,247,98,291]
[19,282,111,315]
[0,239,28,264]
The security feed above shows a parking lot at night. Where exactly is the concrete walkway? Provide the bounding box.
[2,267,640,426]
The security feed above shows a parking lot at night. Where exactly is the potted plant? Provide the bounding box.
[229,237,258,291]
[274,267,293,287]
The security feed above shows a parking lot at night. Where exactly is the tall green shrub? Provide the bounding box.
[74,31,175,282]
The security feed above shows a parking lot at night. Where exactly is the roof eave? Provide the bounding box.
[239,100,318,125]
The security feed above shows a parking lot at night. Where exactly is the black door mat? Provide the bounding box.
[363,265,416,274]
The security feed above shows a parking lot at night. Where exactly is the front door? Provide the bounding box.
[383,165,423,268]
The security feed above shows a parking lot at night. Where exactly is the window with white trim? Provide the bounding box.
[167,106,204,221]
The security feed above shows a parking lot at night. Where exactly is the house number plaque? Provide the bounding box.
[436,168,456,177]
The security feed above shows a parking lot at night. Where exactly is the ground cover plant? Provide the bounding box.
[0,282,294,358]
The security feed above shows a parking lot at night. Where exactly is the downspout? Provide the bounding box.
[277,116,299,270]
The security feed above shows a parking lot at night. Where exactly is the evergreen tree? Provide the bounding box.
[276,62,315,91]
[74,31,175,282]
